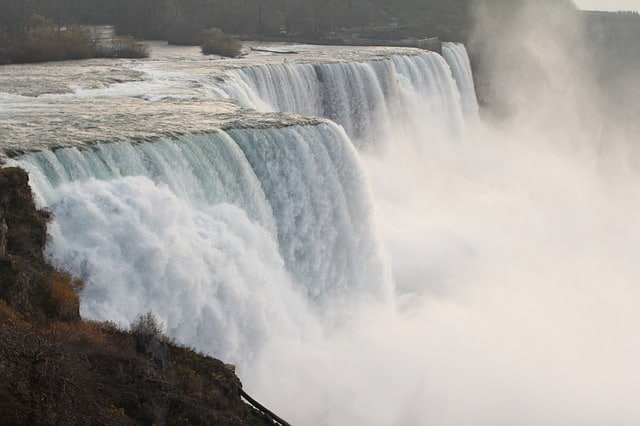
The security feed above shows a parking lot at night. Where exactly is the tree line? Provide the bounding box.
[0,0,481,43]
[1,0,386,41]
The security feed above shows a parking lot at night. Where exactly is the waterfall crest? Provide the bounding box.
[229,46,477,148]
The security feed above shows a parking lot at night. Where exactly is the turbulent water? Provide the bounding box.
[2,37,640,425]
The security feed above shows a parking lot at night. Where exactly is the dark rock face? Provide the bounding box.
[0,167,76,323]
[0,215,7,258]
[0,167,274,425]
[0,168,49,261]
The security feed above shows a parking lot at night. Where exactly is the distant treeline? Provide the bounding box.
[3,0,640,45]
[2,0,639,71]
[0,0,474,43]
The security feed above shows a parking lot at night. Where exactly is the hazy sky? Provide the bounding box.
[574,0,640,11]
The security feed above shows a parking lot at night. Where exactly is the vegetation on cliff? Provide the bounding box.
[0,167,275,425]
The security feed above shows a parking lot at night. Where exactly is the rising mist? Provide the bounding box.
[245,2,640,425]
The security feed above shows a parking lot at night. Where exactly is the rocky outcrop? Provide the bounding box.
[0,321,275,425]
[0,167,75,324]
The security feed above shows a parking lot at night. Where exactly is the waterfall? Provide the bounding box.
[6,44,523,425]
[8,44,478,371]
[9,45,478,337]
[4,23,640,426]
[442,42,479,121]
[13,123,388,363]
[229,47,476,148]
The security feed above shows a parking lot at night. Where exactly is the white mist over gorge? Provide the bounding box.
[2,1,640,424]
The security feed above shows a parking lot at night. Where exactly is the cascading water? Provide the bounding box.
[7,42,477,424]
[442,43,479,121]
[12,44,476,355]
[6,34,639,425]
[228,45,474,148]
[14,123,388,363]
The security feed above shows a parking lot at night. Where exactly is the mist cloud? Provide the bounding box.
[246,2,640,425]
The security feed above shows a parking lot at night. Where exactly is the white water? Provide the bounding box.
[6,36,640,425]
[228,48,468,149]
[15,124,388,363]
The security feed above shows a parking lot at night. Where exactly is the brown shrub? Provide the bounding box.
[0,299,23,326]
[23,27,93,62]
[51,280,80,319]
[201,28,242,58]
[131,311,164,339]
[97,35,149,58]
[49,270,82,321]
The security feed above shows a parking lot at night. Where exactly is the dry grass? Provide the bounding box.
[48,269,83,321]
[0,300,23,326]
